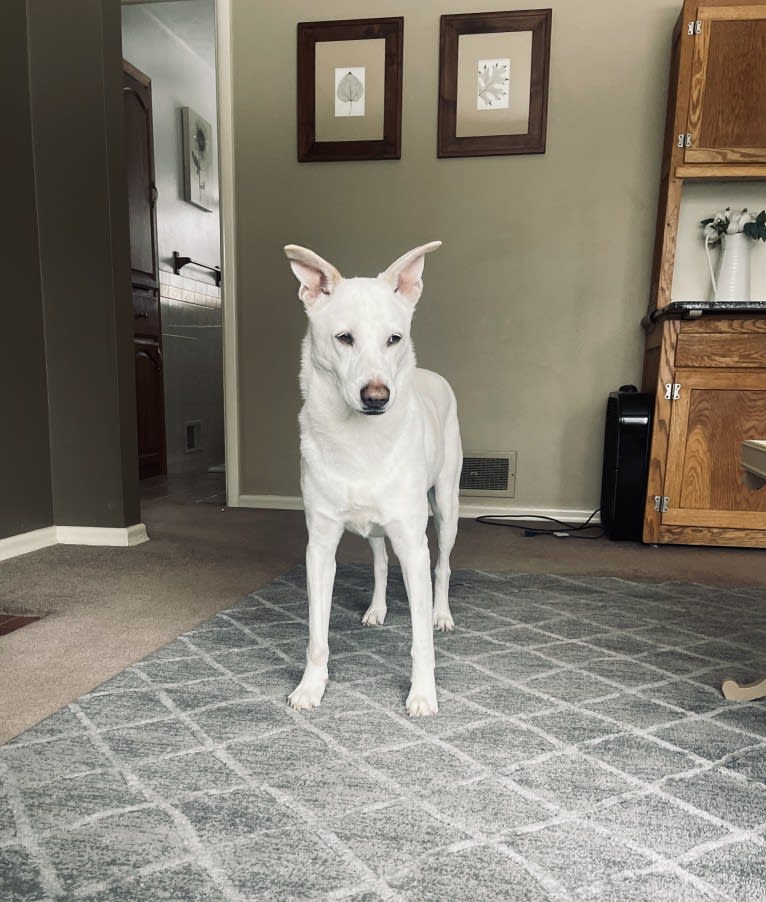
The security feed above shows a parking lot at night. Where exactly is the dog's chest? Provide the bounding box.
[300,401,430,538]
[344,501,387,539]
[318,470,388,537]
[302,452,394,539]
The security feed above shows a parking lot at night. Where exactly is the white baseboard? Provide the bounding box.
[0,523,150,563]
[236,494,599,524]
[0,526,58,562]
[56,523,150,547]
[237,494,305,511]
[457,501,600,524]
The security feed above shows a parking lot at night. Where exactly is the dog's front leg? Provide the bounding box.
[388,524,437,716]
[288,516,343,711]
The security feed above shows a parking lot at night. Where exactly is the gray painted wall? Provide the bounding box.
[230,0,682,512]
[121,1,221,279]
[27,0,140,529]
[2,0,54,540]
[2,0,141,540]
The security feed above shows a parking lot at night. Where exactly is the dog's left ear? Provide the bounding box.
[379,241,442,305]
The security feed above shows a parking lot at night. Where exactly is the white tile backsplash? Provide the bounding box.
[159,272,221,309]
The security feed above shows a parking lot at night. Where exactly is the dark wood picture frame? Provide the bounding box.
[438,10,552,158]
[297,17,403,162]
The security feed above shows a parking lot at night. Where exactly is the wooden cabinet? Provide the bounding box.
[134,339,166,479]
[649,0,766,318]
[683,3,766,169]
[642,0,766,547]
[644,318,766,546]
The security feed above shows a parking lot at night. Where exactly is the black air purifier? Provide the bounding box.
[600,385,652,541]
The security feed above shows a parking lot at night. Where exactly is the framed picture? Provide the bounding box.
[437,10,552,158]
[181,106,214,211]
[297,17,404,162]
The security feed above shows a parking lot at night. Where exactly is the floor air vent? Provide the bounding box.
[460,452,516,497]
[185,420,202,453]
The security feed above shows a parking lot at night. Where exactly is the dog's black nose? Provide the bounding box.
[360,382,390,412]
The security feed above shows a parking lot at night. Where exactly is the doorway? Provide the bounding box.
[121,0,226,505]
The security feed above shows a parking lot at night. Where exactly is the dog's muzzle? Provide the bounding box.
[360,381,390,415]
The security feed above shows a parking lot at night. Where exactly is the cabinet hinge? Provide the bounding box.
[677,133,692,148]
[664,383,681,400]
[687,20,701,35]
[654,496,670,513]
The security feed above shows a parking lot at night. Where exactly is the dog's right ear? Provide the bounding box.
[284,245,342,307]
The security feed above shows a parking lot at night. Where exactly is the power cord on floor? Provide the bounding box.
[476,508,604,539]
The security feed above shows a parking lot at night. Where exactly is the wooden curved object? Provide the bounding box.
[722,675,766,702]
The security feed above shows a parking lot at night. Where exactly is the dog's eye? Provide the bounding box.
[335,332,354,346]
[387,334,402,346]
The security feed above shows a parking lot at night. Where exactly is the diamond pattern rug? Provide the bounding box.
[2,565,765,900]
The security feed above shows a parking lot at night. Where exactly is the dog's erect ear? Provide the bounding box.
[284,245,342,307]
[379,241,442,305]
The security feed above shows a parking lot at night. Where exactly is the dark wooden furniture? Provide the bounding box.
[123,60,166,479]
[642,0,766,547]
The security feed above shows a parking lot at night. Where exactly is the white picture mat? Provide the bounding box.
[456,31,532,138]
[315,39,385,142]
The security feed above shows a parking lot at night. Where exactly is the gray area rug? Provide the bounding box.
[2,565,765,901]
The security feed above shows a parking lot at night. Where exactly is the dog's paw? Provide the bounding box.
[288,680,326,711]
[362,604,387,626]
[406,690,438,717]
[433,610,455,632]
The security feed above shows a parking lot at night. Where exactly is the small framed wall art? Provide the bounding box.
[181,106,214,210]
[297,17,404,162]
[437,10,552,158]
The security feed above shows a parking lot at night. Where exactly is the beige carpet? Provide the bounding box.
[2,492,765,745]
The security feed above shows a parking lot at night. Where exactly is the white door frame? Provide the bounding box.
[214,0,240,506]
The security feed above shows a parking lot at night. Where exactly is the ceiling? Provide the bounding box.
[123,0,216,68]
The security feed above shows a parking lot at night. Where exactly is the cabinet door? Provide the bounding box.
[684,4,766,164]
[123,62,158,289]
[124,60,165,479]
[663,368,766,529]
[135,338,166,479]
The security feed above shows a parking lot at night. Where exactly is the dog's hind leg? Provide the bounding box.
[288,516,343,711]
[431,428,461,632]
[362,537,388,626]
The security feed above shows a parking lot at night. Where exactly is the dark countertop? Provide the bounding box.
[642,300,766,330]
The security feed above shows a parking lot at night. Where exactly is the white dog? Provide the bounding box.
[283,242,462,716]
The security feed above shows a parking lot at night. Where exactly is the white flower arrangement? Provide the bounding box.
[701,207,766,244]
[700,207,766,300]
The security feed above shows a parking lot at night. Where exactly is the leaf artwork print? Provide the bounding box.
[477,58,510,110]
[334,67,366,117]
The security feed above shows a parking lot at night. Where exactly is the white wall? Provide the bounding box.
[122,1,224,474]
[121,1,220,278]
